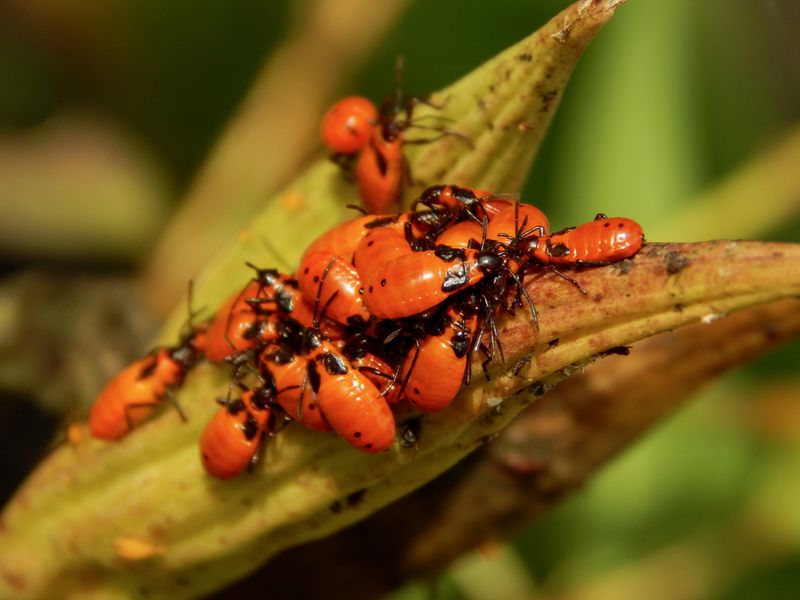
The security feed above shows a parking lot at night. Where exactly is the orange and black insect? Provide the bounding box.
[523,214,644,266]
[352,225,415,282]
[306,339,396,452]
[297,251,370,327]
[260,345,331,433]
[320,96,378,155]
[413,184,503,218]
[204,266,341,362]
[296,208,453,326]
[203,267,299,362]
[88,327,206,440]
[362,244,504,320]
[354,115,408,214]
[261,321,396,451]
[199,385,276,479]
[204,281,275,363]
[296,214,413,326]
[362,201,556,321]
[354,100,468,214]
[277,258,398,451]
[348,65,471,214]
[494,211,645,299]
[399,306,478,413]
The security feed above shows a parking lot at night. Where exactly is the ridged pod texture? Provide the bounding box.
[7,2,800,598]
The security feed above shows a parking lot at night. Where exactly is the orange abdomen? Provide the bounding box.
[535,217,644,265]
[302,215,383,260]
[355,130,404,214]
[401,313,476,412]
[199,391,272,479]
[88,351,182,440]
[297,250,369,325]
[363,249,483,319]
[435,221,484,249]
[266,353,331,432]
[353,226,413,282]
[315,362,396,453]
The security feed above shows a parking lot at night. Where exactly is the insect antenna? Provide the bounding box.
[295,370,310,419]
[309,256,342,339]
[345,203,368,215]
[402,126,473,148]
[360,363,400,400]
[395,338,421,400]
[182,280,207,333]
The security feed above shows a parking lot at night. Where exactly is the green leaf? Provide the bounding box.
[654,125,800,241]
[406,0,626,195]
[551,0,700,224]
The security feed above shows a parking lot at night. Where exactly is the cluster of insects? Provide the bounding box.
[87,93,645,479]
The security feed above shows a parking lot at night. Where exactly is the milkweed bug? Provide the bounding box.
[199,385,276,479]
[400,307,478,413]
[88,327,205,440]
[524,214,644,266]
[297,251,370,327]
[321,96,378,155]
[362,245,504,319]
[260,346,331,432]
[308,339,396,452]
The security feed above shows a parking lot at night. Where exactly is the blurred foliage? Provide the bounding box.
[0,0,289,181]
[1,0,799,598]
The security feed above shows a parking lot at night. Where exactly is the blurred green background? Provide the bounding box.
[1,0,799,598]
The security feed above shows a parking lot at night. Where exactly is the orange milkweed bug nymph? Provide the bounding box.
[199,385,276,479]
[399,305,479,413]
[362,244,504,320]
[88,326,206,440]
[524,214,644,266]
[321,96,378,155]
[306,338,397,453]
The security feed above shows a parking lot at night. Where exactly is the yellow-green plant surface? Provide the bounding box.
[2,1,799,598]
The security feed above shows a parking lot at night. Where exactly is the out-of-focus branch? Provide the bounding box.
[141,0,411,314]
[655,123,800,241]
[0,270,156,414]
[218,299,800,599]
[0,115,169,263]
[0,2,135,85]
[548,447,800,600]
